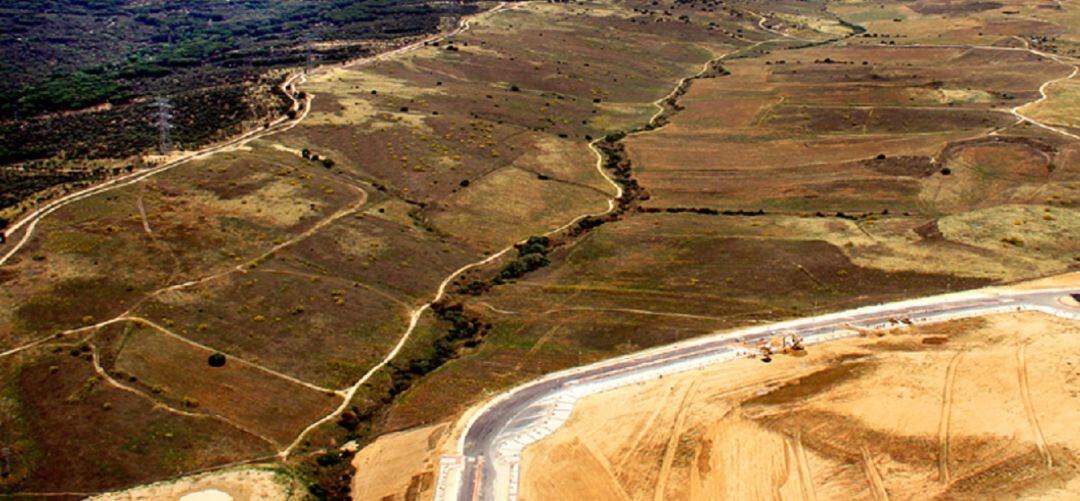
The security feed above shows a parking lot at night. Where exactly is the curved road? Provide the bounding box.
[442,287,1080,501]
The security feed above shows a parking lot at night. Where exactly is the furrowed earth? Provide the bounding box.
[519,307,1080,500]
[0,0,1077,498]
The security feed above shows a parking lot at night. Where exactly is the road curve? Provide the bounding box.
[0,2,510,268]
[0,71,310,267]
[438,287,1080,501]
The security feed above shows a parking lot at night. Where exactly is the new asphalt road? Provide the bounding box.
[448,288,1080,501]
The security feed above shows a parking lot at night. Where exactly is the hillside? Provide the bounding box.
[0,0,1078,499]
[0,0,480,218]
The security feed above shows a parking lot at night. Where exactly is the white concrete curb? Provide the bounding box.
[434,290,1079,501]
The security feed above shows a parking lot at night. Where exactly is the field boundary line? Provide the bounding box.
[278,2,522,459]
[125,316,343,396]
[148,186,367,299]
[87,344,281,448]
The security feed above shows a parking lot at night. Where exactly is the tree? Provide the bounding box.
[321,157,335,168]
[516,235,549,256]
[208,353,226,367]
[301,148,311,159]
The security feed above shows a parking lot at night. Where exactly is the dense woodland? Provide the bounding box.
[0,0,480,206]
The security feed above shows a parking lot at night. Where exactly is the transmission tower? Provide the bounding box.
[154,97,174,154]
[302,31,321,72]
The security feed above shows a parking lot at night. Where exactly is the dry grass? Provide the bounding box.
[105,322,341,445]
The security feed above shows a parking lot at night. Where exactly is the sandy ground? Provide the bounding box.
[90,468,301,501]
[351,423,450,501]
[520,279,1080,500]
[345,276,1080,500]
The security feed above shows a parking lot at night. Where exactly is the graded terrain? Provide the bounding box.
[520,307,1080,500]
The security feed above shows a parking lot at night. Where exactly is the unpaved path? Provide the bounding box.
[1016,342,1054,467]
[0,72,312,267]
[936,349,964,484]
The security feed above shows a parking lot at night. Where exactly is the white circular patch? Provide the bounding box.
[179,489,233,501]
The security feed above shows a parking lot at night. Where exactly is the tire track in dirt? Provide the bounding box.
[579,436,632,501]
[1016,342,1054,468]
[613,385,676,472]
[861,447,889,501]
[653,381,698,501]
[789,433,817,501]
[937,349,965,484]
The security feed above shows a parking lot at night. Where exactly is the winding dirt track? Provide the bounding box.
[3,1,1080,495]
[0,0,522,465]
[0,72,311,267]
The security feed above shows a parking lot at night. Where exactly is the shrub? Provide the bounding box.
[208,352,227,367]
[517,235,550,255]
[499,252,550,280]
[460,280,488,295]
[1000,236,1024,247]
[316,452,343,467]
[337,410,361,431]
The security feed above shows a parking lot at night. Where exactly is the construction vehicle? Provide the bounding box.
[781,332,805,353]
[758,343,773,363]
[747,331,806,362]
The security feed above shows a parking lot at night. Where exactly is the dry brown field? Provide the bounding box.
[0,0,1077,496]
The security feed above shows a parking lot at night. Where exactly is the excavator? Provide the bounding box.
[749,331,805,363]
